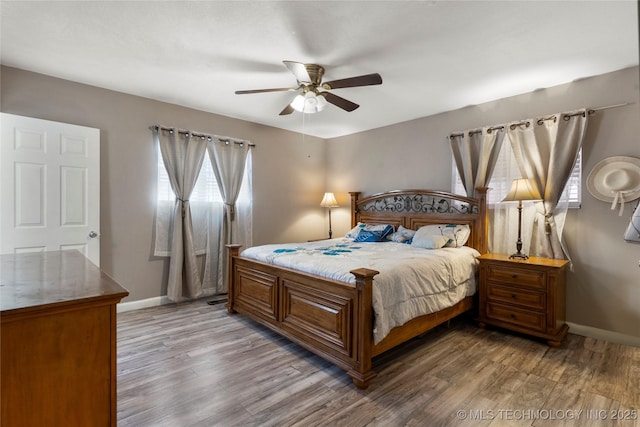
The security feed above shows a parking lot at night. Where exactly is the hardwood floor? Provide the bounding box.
[117,299,640,427]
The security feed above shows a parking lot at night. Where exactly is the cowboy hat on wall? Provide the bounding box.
[587,156,640,216]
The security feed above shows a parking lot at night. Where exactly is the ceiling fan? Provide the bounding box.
[235,61,382,115]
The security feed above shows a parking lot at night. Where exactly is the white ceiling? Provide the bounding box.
[1,1,638,139]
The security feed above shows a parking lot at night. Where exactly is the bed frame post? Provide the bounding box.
[475,187,489,255]
[349,192,360,228]
[225,244,242,314]
[347,267,379,389]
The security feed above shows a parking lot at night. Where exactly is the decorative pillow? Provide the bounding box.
[387,225,416,244]
[441,224,471,248]
[345,222,366,238]
[410,225,450,249]
[353,224,395,242]
[410,224,471,249]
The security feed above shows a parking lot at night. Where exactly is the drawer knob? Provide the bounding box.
[510,314,516,319]
[511,294,516,299]
[511,274,517,279]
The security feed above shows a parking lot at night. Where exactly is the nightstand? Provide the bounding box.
[477,253,569,347]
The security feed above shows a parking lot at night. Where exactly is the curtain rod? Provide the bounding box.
[448,102,633,139]
[150,125,256,147]
[588,102,631,113]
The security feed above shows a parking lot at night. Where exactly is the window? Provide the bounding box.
[155,146,252,257]
[452,135,582,208]
[157,153,223,203]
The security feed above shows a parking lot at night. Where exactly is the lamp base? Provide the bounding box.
[509,252,529,260]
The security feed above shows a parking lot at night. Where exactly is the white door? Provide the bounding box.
[0,113,100,266]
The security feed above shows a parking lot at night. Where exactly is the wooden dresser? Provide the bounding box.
[1,251,129,427]
[477,253,569,347]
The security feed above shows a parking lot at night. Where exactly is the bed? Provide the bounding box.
[226,189,488,389]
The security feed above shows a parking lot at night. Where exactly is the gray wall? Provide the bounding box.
[2,65,639,340]
[326,66,640,339]
[1,66,327,302]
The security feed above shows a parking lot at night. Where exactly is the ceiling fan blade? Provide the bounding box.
[235,87,296,95]
[279,103,295,116]
[283,60,312,83]
[322,73,382,90]
[319,92,359,112]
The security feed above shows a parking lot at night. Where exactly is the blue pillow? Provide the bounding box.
[353,224,394,242]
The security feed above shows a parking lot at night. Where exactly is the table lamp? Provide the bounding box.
[320,192,339,239]
[501,178,542,259]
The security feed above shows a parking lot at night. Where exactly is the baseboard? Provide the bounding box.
[117,296,172,313]
[116,293,227,313]
[567,322,640,348]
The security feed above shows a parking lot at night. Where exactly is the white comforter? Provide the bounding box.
[240,238,479,344]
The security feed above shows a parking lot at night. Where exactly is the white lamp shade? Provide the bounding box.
[320,192,339,208]
[502,178,542,202]
[291,92,328,113]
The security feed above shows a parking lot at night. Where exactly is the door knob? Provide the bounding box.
[88,231,99,239]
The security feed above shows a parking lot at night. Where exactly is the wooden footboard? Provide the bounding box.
[226,244,379,388]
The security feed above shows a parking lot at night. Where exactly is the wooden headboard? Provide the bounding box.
[350,189,488,254]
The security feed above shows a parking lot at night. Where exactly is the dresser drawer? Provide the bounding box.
[486,265,546,289]
[486,302,546,332]
[485,283,545,311]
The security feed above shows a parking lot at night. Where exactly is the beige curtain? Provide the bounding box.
[153,127,207,301]
[204,138,251,294]
[507,108,588,259]
[207,138,250,243]
[450,126,505,198]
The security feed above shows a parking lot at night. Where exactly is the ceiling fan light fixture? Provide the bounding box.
[236,61,381,115]
[291,91,327,114]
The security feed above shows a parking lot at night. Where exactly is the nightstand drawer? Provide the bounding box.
[486,265,546,289]
[486,302,546,332]
[486,283,545,311]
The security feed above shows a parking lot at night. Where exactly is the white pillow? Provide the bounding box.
[410,224,471,249]
[345,222,366,238]
[441,224,471,248]
[387,225,416,243]
[410,225,449,249]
